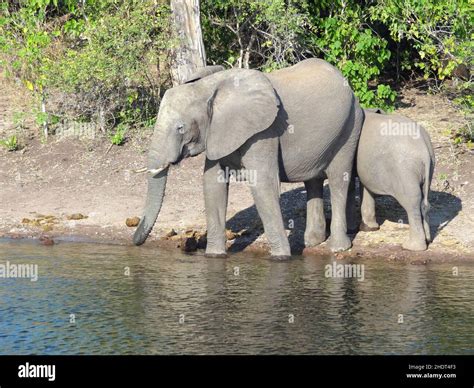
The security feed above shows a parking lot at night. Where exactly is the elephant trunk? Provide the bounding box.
[133,167,169,245]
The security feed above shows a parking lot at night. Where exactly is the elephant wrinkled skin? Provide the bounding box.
[134,59,364,257]
[355,109,436,251]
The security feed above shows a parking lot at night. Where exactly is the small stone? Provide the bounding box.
[67,213,88,220]
[165,229,177,238]
[125,217,140,227]
[184,229,196,238]
[226,229,237,240]
[21,218,31,224]
[39,236,55,246]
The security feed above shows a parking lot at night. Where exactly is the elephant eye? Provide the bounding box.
[176,124,185,134]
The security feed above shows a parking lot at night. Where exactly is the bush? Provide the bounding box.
[202,0,396,110]
[305,2,396,109]
[0,135,19,151]
[370,0,472,82]
[1,0,472,135]
[1,0,172,133]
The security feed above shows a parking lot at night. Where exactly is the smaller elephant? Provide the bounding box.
[356,108,435,251]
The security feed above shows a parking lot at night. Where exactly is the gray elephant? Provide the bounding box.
[133,58,364,257]
[356,108,435,251]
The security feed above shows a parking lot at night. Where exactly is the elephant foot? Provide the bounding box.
[204,251,228,258]
[328,234,352,252]
[402,239,427,251]
[359,221,380,232]
[270,255,292,261]
[304,232,327,247]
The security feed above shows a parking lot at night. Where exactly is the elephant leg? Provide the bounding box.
[398,189,427,251]
[360,185,380,231]
[346,173,358,234]
[326,161,353,252]
[249,172,291,258]
[304,178,327,247]
[203,158,229,257]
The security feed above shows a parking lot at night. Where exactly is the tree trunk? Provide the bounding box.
[170,0,206,86]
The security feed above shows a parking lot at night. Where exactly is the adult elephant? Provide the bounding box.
[133,59,363,258]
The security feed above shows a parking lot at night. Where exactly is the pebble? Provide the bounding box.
[125,217,140,227]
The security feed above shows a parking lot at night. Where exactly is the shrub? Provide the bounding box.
[202,0,396,109]
[0,135,19,151]
[306,2,396,109]
[370,0,472,82]
[1,0,472,135]
[1,0,172,133]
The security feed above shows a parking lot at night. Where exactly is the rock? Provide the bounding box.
[67,213,88,220]
[225,229,237,240]
[42,225,53,232]
[181,237,198,252]
[164,229,177,238]
[125,217,140,227]
[39,236,55,246]
[169,234,182,241]
[21,218,31,224]
[184,229,197,238]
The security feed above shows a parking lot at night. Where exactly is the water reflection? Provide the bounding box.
[0,240,473,354]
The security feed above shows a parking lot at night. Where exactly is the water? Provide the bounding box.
[0,239,473,355]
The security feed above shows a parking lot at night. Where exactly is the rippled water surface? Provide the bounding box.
[0,239,473,355]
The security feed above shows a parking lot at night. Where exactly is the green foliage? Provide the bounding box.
[306,3,396,109]
[202,0,310,70]
[0,135,19,151]
[370,0,472,81]
[109,123,127,146]
[1,0,472,133]
[1,0,172,130]
[202,0,396,109]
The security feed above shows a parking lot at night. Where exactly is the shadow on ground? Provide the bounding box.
[374,190,462,242]
[227,186,462,254]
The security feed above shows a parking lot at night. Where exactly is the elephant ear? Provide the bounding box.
[205,69,279,160]
[184,65,225,84]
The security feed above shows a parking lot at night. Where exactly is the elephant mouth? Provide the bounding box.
[147,145,192,177]
[173,144,191,165]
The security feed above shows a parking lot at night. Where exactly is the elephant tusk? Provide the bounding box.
[147,166,168,176]
[133,167,148,174]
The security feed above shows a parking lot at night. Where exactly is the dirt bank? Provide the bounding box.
[1,73,473,261]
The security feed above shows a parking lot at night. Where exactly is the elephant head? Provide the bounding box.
[133,66,280,245]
